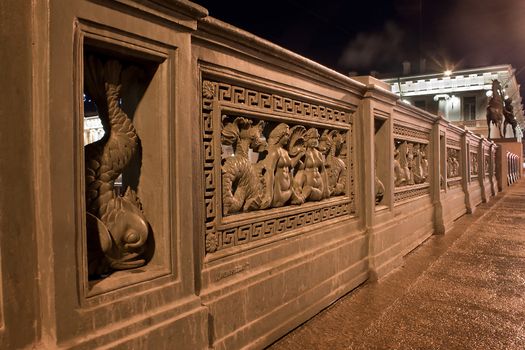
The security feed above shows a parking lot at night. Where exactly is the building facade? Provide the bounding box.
[383,65,525,138]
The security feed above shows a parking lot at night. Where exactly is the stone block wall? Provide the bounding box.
[0,1,507,349]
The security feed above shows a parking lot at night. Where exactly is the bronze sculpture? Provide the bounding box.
[503,97,518,138]
[84,56,151,277]
[486,79,505,139]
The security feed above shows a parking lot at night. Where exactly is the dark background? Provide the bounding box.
[195,0,525,96]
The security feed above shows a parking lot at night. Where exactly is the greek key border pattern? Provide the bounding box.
[209,202,351,252]
[394,186,430,204]
[446,138,461,148]
[202,79,354,255]
[203,80,352,124]
[393,124,430,142]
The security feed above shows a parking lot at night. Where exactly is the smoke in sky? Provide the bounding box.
[336,0,525,79]
[337,21,405,72]
[431,0,525,70]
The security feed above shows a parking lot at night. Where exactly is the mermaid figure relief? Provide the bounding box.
[84,56,151,277]
[394,141,429,187]
[413,144,425,184]
[218,114,350,215]
[258,123,302,208]
[393,147,404,186]
[397,141,414,185]
[421,145,429,179]
[319,130,347,196]
[447,149,460,178]
[292,127,330,203]
[221,116,266,215]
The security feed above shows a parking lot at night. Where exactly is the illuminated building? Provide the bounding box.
[383,64,524,138]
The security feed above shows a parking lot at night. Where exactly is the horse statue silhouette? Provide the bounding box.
[486,79,505,139]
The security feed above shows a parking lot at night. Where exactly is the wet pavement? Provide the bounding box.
[268,182,525,350]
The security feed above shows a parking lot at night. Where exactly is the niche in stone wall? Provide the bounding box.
[484,153,490,177]
[466,143,471,183]
[79,32,173,296]
[202,78,354,257]
[374,117,388,208]
[440,133,446,191]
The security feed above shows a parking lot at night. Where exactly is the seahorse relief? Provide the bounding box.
[221,116,266,215]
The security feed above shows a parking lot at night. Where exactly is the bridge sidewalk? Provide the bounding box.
[268,181,525,350]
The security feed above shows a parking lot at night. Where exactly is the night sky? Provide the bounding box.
[195,0,525,97]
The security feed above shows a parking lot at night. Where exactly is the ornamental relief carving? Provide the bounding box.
[393,124,430,141]
[394,186,430,203]
[447,148,461,178]
[484,154,490,176]
[470,152,478,175]
[220,117,347,215]
[202,79,354,255]
[493,151,497,176]
[393,140,429,187]
[446,137,461,149]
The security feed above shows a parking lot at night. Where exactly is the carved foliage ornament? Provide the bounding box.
[84,56,152,278]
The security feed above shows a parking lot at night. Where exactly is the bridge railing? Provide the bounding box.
[1,1,512,349]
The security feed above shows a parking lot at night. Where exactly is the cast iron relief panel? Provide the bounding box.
[484,153,490,177]
[393,124,430,203]
[493,149,497,176]
[446,137,462,188]
[440,132,446,191]
[202,80,354,255]
[84,56,153,279]
[446,137,462,186]
[470,151,479,178]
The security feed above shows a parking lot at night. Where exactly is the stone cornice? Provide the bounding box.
[195,16,366,98]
